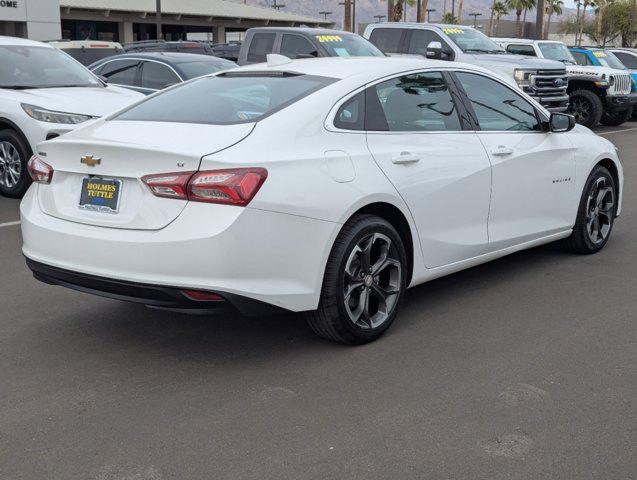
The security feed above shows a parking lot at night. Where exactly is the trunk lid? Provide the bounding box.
[37,119,255,230]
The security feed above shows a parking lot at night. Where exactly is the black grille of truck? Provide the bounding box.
[531,69,568,96]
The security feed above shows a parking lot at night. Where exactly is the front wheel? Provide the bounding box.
[567,89,603,129]
[563,165,617,254]
[599,107,633,127]
[0,129,32,198]
[306,214,408,344]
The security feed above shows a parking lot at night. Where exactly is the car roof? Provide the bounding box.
[103,52,229,63]
[232,56,489,80]
[0,36,53,48]
[247,27,356,35]
[369,23,474,30]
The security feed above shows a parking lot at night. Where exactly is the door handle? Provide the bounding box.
[391,152,420,164]
[491,145,514,157]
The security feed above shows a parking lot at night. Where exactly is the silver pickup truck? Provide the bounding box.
[364,23,570,113]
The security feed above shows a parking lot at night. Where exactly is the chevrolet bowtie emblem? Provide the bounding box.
[80,155,101,167]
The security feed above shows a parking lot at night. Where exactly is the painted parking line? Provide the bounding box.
[0,220,20,228]
[598,126,637,136]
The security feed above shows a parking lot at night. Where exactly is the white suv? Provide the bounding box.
[0,36,143,197]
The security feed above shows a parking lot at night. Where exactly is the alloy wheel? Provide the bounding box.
[0,141,22,189]
[569,97,590,124]
[586,177,615,245]
[343,232,402,329]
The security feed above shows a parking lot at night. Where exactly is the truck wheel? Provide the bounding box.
[567,90,603,128]
[599,107,633,127]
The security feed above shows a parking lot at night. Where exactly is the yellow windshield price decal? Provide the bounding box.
[443,28,464,34]
[315,35,343,43]
[593,51,607,58]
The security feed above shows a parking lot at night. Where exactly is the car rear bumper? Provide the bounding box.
[21,185,339,312]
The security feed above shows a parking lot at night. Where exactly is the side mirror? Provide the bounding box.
[549,112,575,132]
[426,41,443,60]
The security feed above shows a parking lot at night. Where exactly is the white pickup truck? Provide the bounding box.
[363,23,570,113]
[494,38,634,128]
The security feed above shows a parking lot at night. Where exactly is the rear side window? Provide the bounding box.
[114,73,335,125]
[99,59,139,86]
[280,35,318,59]
[368,71,461,132]
[571,51,592,66]
[140,61,180,90]
[247,33,276,63]
[506,44,536,56]
[368,28,403,53]
[334,91,365,130]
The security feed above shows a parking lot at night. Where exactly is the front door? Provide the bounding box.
[453,71,576,250]
[365,70,493,268]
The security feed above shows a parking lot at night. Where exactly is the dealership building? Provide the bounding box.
[1,0,331,43]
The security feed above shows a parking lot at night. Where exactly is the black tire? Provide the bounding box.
[562,165,617,254]
[306,214,408,344]
[0,129,32,198]
[567,89,603,129]
[599,107,633,127]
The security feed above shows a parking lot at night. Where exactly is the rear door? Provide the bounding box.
[280,34,319,59]
[139,61,182,92]
[364,70,492,268]
[452,71,576,250]
[367,27,406,54]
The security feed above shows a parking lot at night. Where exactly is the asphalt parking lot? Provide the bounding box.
[1,125,636,480]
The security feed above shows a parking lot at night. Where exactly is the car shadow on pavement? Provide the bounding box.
[34,240,581,363]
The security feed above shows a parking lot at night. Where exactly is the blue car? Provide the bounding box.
[569,46,637,124]
[89,52,237,95]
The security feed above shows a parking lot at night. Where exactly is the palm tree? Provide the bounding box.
[544,0,564,39]
[442,12,457,23]
[578,0,595,45]
[507,0,535,37]
[493,2,509,35]
[456,0,465,23]
[418,0,429,22]
[383,0,416,22]
[488,0,497,35]
[594,0,609,46]
[521,0,536,37]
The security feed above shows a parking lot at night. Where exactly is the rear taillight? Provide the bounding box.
[27,155,54,184]
[141,171,193,200]
[142,168,267,207]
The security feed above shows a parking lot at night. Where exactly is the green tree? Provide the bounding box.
[506,0,536,37]
[493,2,509,35]
[442,12,457,23]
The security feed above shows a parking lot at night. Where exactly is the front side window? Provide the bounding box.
[280,35,318,59]
[455,72,540,131]
[0,46,102,89]
[407,30,453,59]
[98,59,139,86]
[368,71,461,132]
[612,51,637,69]
[506,44,536,57]
[140,62,180,90]
[368,28,403,54]
[114,73,335,125]
[538,42,576,64]
[247,33,276,63]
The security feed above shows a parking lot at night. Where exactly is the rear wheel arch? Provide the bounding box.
[349,202,414,286]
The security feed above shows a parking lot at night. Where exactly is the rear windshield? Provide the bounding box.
[314,33,384,57]
[113,73,335,124]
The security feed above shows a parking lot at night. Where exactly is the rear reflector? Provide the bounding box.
[181,290,224,301]
[27,155,54,184]
[142,168,267,207]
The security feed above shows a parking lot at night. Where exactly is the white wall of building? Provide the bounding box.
[0,0,61,40]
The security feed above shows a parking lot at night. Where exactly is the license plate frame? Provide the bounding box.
[78,176,122,214]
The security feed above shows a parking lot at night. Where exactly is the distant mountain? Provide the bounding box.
[240,0,574,30]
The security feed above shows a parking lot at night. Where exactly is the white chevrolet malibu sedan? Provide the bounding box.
[21,56,623,344]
